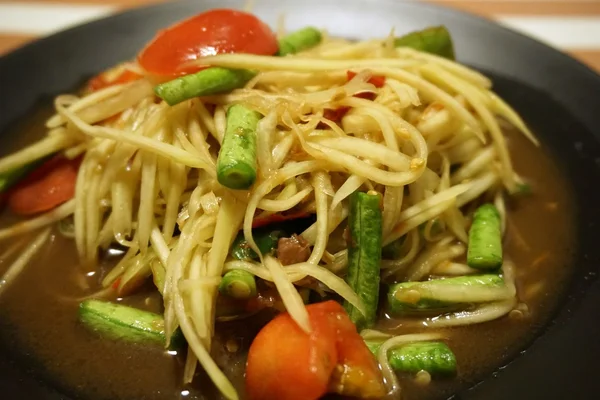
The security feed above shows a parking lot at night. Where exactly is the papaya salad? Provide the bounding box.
[0,8,543,400]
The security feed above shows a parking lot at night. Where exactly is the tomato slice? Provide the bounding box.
[8,156,81,216]
[138,9,279,78]
[245,301,385,400]
[330,308,388,398]
[246,302,339,400]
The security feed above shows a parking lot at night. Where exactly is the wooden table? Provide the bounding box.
[0,0,599,72]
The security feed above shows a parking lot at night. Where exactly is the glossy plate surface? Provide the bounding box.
[0,0,599,399]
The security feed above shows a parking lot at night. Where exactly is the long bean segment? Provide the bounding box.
[366,340,457,376]
[79,299,184,349]
[467,203,503,269]
[394,26,455,60]
[278,27,323,56]
[218,270,257,299]
[231,229,284,260]
[387,274,505,315]
[344,191,383,331]
[216,104,262,189]
[155,67,256,106]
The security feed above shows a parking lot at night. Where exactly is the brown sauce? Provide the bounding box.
[0,107,575,400]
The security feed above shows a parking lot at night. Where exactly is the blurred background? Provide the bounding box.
[0,0,598,71]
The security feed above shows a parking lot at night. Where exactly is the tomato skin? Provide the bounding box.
[245,301,385,400]
[246,302,338,400]
[8,156,81,216]
[138,9,279,78]
[331,310,387,398]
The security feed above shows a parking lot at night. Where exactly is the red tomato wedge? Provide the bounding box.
[331,310,388,398]
[8,156,81,216]
[137,9,279,78]
[245,301,385,400]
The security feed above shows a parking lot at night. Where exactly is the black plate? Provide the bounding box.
[1,0,600,399]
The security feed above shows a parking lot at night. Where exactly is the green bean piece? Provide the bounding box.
[216,104,262,190]
[277,27,323,56]
[394,26,455,60]
[79,299,184,349]
[218,270,258,299]
[344,191,383,331]
[467,203,503,270]
[154,67,256,106]
[0,155,50,193]
[387,274,504,315]
[365,340,457,376]
[231,229,284,260]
